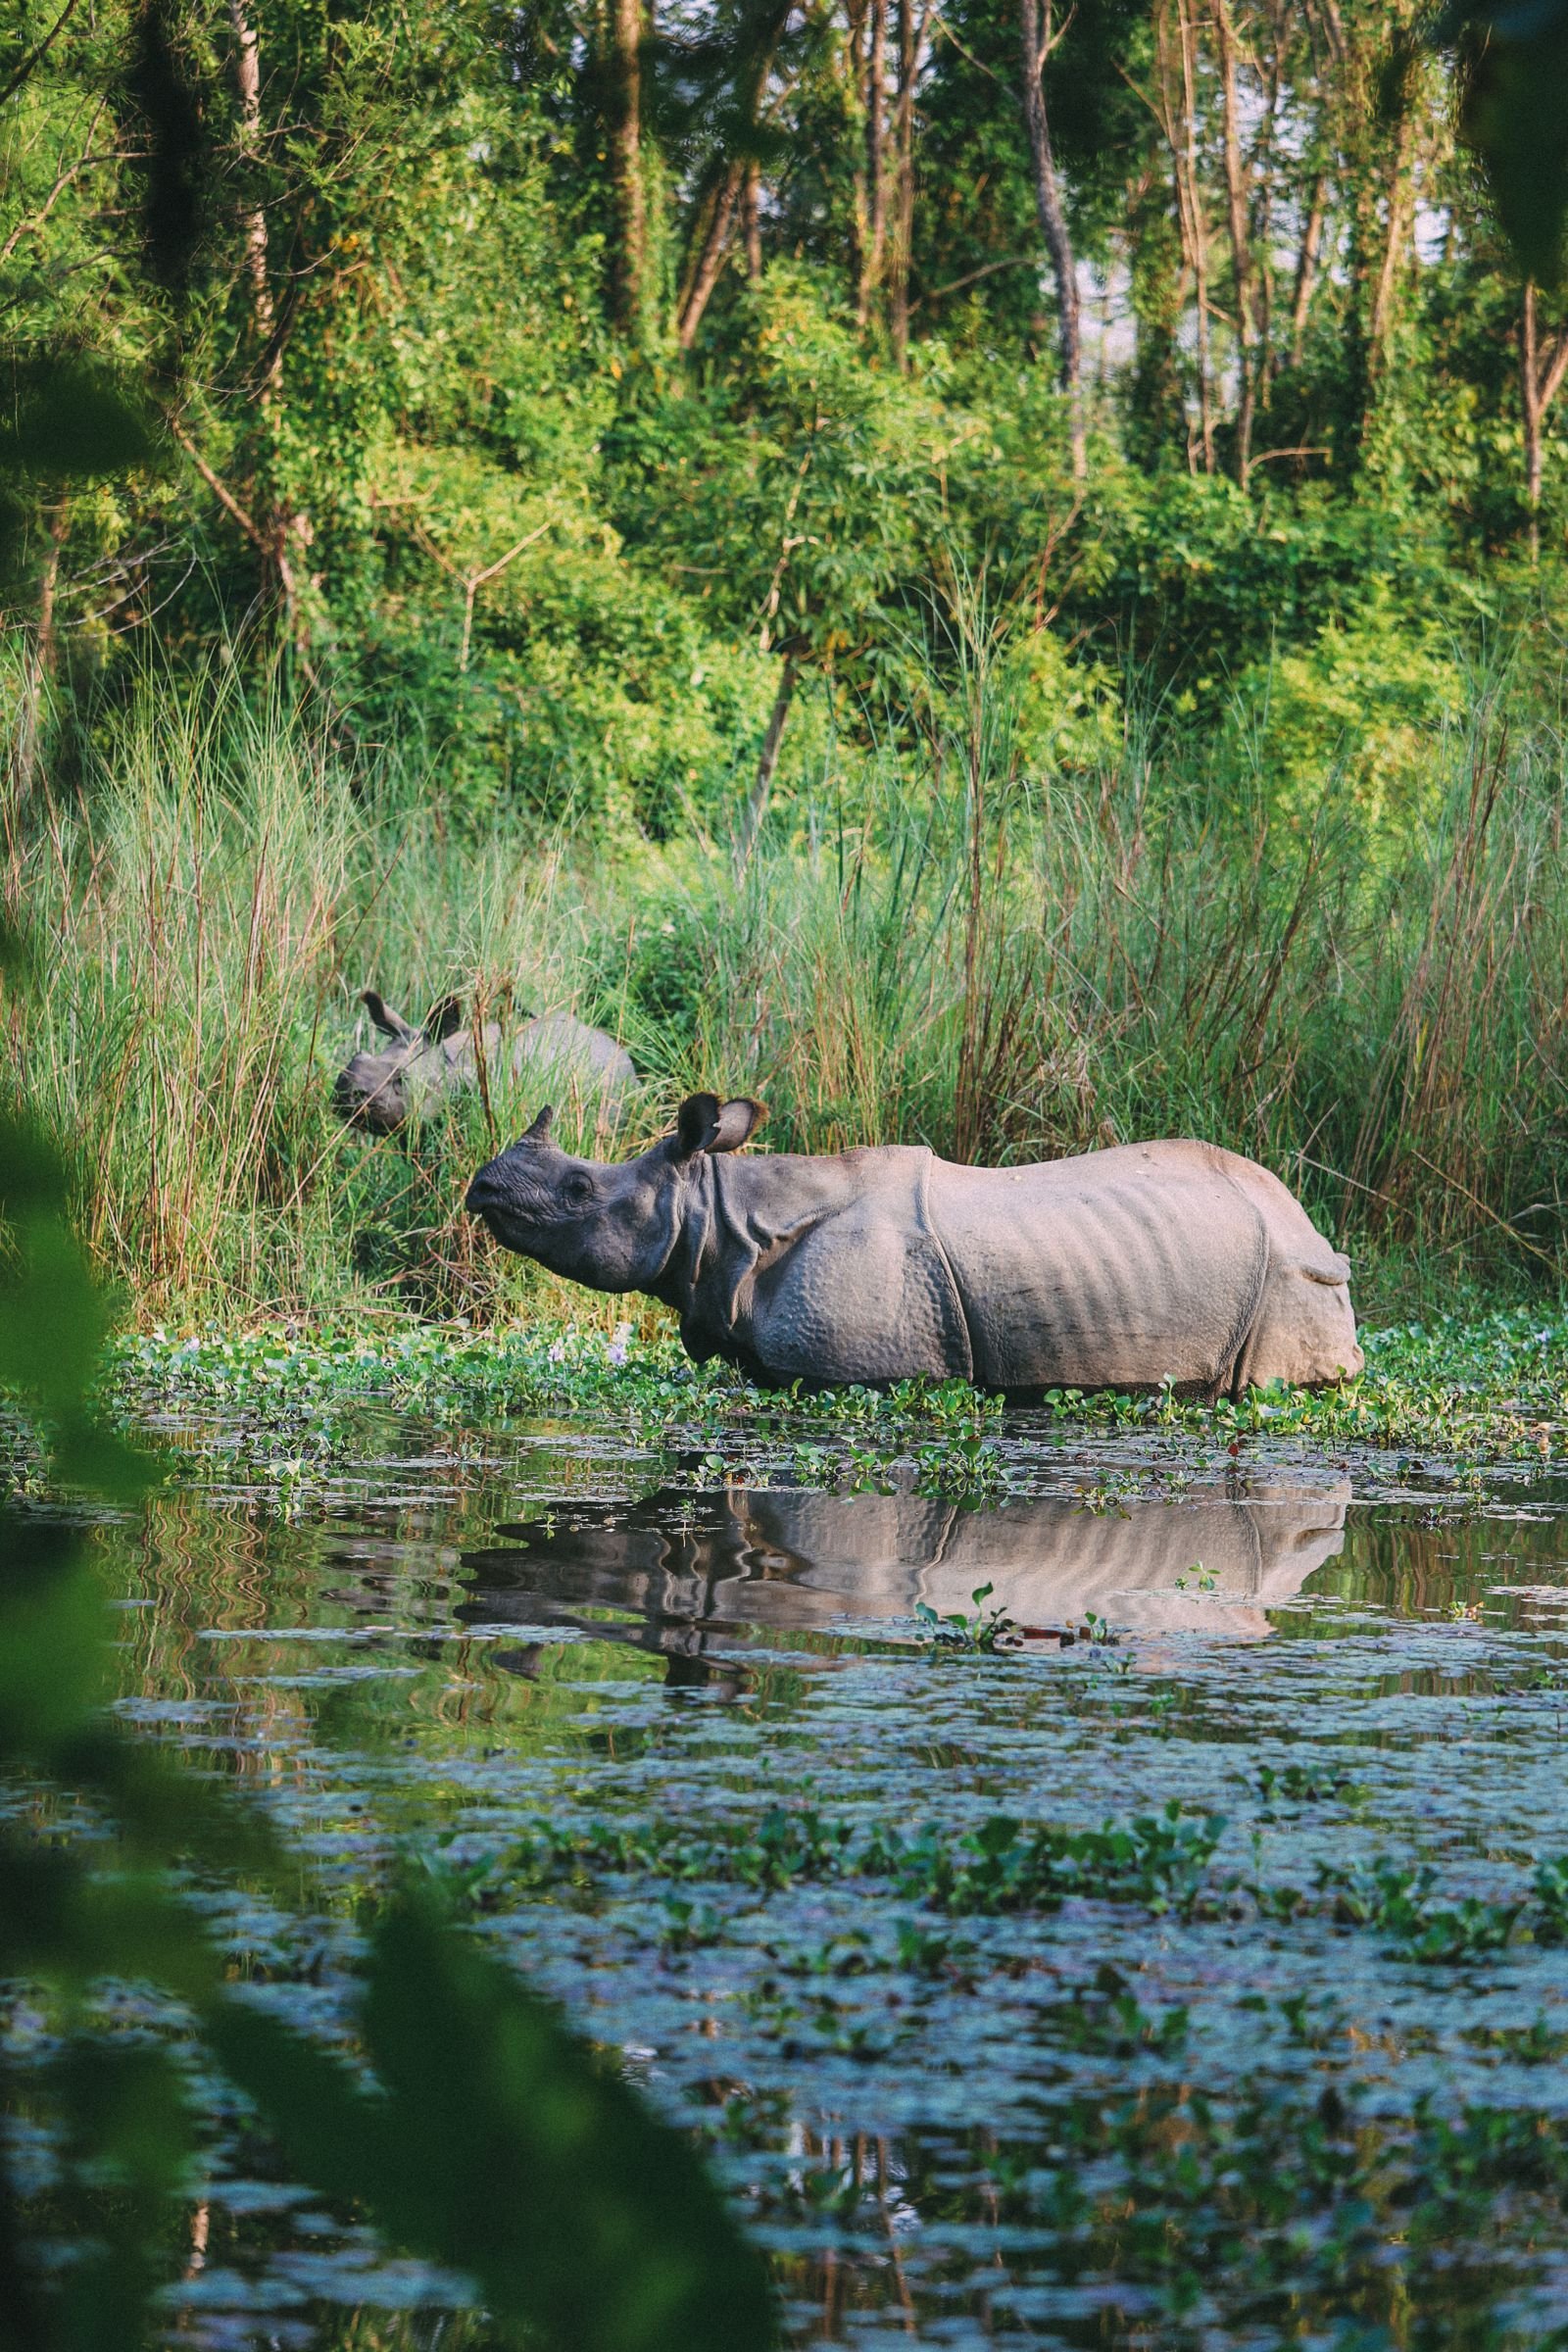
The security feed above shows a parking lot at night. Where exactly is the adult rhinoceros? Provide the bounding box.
[333,991,636,1136]
[465,1094,1362,1396]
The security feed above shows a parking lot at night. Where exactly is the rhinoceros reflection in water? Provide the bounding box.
[461,1480,1350,1657]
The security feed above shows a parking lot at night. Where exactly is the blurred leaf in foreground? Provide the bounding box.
[213,1896,778,2352]
[1436,0,1568,283]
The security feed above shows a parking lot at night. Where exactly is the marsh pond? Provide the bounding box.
[20,1351,1568,2350]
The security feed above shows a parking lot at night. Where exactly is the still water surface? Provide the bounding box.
[46,1407,1568,2345]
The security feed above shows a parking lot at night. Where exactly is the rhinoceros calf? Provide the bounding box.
[465,1093,1362,1396]
[333,991,636,1136]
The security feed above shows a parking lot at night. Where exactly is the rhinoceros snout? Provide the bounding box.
[335,1084,403,1133]
[465,1163,507,1219]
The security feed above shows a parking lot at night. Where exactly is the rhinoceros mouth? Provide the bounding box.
[464,1170,531,1249]
[333,1075,406,1133]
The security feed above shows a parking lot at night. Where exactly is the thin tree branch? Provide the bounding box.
[909,254,1037,313]
[0,0,84,109]
[0,118,120,267]
[167,416,267,549]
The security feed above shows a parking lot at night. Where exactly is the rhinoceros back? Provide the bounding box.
[927,1139,1340,1394]
[710,1136,1358,1395]
[510,1013,636,1091]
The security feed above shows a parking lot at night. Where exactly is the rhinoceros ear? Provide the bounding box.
[675,1094,766,1158]
[361,989,415,1043]
[423,994,465,1043]
[517,1104,555,1145]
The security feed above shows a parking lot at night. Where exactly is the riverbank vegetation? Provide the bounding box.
[96,1301,1568,1471]
[5,665,1568,1332]
[5,0,1568,1329]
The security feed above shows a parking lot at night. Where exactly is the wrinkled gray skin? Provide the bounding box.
[466,1093,1363,1396]
[463,1479,1350,1652]
[333,991,636,1136]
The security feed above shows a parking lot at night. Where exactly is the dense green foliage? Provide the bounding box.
[4,0,1568,830]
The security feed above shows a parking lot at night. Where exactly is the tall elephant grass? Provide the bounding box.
[4,662,1566,1330]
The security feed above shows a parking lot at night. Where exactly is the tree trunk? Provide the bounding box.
[1523,286,1544,556]
[674,176,720,325]
[744,163,762,278]
[859,0,887,325]
[223,0,311,650]
[1520,279,1568,563]
[1367,107,1411,362]
[1213,0,1257,483]
[1289,170,1324,367]
[1166,0,1213,473]
[676,0,786,347]
[1018,0,1085,477]
[1248,12,1289,403]
[736,654,798,875]
[608,0,647,338]
[676,165,743,348]
[888,0,918,368]
[844,0,869,302]
[1126,164,1184,466]
[13,506,66,801]
[35,506,63,683]
[227,0,278,396]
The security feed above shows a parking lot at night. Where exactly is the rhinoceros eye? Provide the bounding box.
[563,1171,595,1211]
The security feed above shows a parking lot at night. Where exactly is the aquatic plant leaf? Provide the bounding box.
[0,1203,110,1419]
[0,1118,148,1501]
[0,1540,106,1754]
[0,1837,223,1999]
[210,1893,777,2352]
